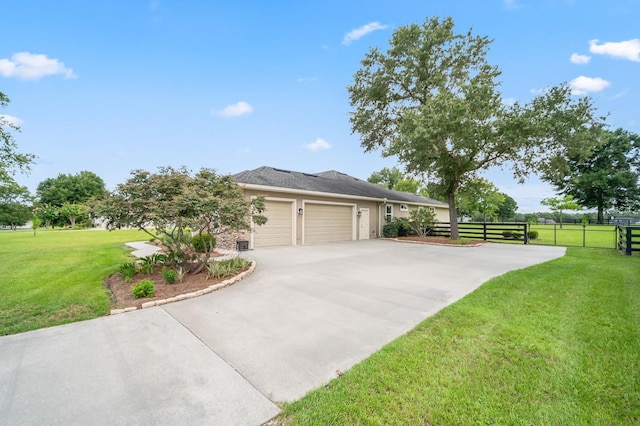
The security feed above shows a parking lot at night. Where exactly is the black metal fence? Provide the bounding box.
[618,226,640,256]
[431,222,529,244]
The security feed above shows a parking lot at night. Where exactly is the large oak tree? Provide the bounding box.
[348,17,603,239]
[543,128,640,223]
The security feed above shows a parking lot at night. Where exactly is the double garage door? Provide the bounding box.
[252,200,354,247]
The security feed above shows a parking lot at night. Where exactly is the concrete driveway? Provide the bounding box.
[0,240,565,425]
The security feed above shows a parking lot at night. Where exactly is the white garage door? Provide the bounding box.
[253,200,294,248]
[304,203,354,244]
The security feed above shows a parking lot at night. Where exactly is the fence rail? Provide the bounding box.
[617,226,640,256]
[430,222,529,244]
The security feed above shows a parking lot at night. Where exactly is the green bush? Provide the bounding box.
[528,230,539,239]
[132,279,155,298]
[383,218,414,238]
[119,262,136,282]
[162,267,177,284]
[192,233,216,253]
[397,218,413,237]
[383,221,399,238]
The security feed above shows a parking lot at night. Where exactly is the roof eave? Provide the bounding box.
[236,182,447,208]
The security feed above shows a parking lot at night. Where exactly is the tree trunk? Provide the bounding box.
[448,191,459,240]
[597,205,604,224]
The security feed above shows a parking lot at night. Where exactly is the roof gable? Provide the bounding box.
[232,166,447,207]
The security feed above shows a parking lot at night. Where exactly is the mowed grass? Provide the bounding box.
[0,228,148,335]
[279,248,640,425]
[530,224,618,249]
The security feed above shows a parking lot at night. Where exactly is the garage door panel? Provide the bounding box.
[253,200,293,247]
[304,203,353,244]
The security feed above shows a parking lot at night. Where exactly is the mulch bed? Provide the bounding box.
[105,261,249,309]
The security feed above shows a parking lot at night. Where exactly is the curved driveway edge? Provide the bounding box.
[164,240,566,402]
[0,240,565,425]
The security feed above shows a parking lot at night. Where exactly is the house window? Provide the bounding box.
[400,204,409,212]
[385,204,393,222]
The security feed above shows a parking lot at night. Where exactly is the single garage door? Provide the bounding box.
[304,203,354,244]
[253,200,294,248]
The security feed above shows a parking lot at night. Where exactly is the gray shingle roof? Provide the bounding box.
[232,166,447,207]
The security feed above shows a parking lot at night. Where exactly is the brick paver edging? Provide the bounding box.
[109,260,256,315]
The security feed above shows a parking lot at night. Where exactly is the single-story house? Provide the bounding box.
[232,166,449,248]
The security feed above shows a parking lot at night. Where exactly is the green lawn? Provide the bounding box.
[0,228,148,335]
[279,248,640,425]
[530,224,618,248]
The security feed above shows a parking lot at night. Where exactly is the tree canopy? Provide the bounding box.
[541,195,582,228]
[0,180,32,230]
[456,178,505,222]
[348,17,603,239]
[92,167,267,274]
[367,166,427,195]
[0,92,35,185]
[543,128,640,223]
[36,170,106,207]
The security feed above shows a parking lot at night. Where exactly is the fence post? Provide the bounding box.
[554,223,557,246]
[582,224,586,248]
[626,227,633,256]
[524,223,529,244]
[483,222,487,241]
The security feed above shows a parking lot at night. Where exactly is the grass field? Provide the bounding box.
[443,223,620,249]
[279,248,640,425]
[0,228,147,335]
[529,224,618,249]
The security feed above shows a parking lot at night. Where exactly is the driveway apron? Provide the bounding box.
[163,240,565,402]
[0,239,565,425]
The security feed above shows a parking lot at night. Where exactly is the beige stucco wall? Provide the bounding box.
[243,189,382,245]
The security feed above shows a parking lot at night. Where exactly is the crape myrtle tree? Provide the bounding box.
[92,167,267,274]
[543,128,640,223]
[348,17,603,239]
[540,195,582,228]
[0,92,35,185]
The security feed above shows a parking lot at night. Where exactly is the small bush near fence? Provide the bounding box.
[528,230,539,239]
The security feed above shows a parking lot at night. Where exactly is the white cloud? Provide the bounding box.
[0,52,76,80]
[570,75,611,95]
[342,22,389,45]
[305,138,332,151]
[503,0,523,9]
[589,38,640,62]
[502,97,517,106]
[297,77,318,83]
[0,114,23,127]
[214,101,253,118]
[570,53,591,64]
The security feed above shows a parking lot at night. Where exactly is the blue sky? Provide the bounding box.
[1,0,639,212]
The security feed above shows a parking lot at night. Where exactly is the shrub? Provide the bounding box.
[397,218,414,236]
[162,267,177,284]
[192,233,216,253]
[119,262,136,282]
[132,279,155,298]
[528,230,539,239]
[408,207,438,237]
[383,221,399,238]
